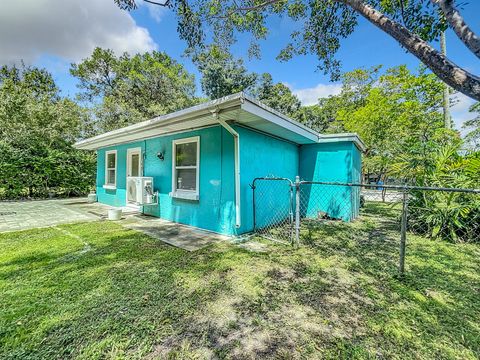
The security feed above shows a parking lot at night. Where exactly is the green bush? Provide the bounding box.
[0,65,96,199]
[406,146,480,242]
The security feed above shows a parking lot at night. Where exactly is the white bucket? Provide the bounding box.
[108,209,122,221]
[87,193,97,203]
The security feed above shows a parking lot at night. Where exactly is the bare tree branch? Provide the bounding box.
[432,0,480,59]
[210,0,282,19]
[128,0,480,99]
[230,0,281,12]
[338,0,480,100]
[143,0,170,6]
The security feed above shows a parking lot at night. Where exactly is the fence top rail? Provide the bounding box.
[252,177,294,187]
[298,181,480,194]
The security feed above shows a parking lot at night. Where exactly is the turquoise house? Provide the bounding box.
[75,93,365,236]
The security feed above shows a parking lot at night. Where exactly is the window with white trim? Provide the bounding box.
[172,137,199,197]
[105,150,117,187]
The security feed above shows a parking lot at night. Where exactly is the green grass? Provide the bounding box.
[1,203,479,359]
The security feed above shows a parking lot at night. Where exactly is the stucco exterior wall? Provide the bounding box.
[97,125,237,235]
[299,141,362,221]
[236,126,299,234]
[95,124,362,235]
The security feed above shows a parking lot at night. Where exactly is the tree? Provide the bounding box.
[195,47,307,120]
[294,104,332,132]
[254,73,301,117]
[318,65,457,182]
[463,102,480,151]
[71,48,197,132]
[114,0,480,101]
[0,65,95,199]
[194,45,258,99]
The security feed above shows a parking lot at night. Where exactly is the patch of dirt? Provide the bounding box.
[237,241,270,253]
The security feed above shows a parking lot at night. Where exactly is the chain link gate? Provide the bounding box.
[251,177,295,244]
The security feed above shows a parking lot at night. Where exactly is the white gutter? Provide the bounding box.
[212,109,241,229]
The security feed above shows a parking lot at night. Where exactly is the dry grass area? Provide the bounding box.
[1,203,479,359]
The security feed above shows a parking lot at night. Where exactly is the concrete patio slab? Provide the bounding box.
[122,216,230,251]
[0,198,104,232]
[0,198,229,251]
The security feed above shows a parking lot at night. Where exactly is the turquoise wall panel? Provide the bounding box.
[237,126,299,234]
[299,142,361,221]
[96,141,144,207]
[95,122,361,235]
[97,126,237,235]
[350,142,362,218]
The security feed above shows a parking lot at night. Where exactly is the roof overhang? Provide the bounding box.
[74,93,320,150]
[318,133,367,152]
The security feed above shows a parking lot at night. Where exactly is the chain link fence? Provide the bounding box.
[251,177,294,244]
[252,177,480,274]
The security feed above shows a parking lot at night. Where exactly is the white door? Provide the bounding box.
[127,148,142,204]
[127,148,142,177]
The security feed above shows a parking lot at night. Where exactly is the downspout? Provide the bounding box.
[211,108,241,229]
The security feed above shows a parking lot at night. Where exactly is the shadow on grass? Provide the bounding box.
[1,213,479,359]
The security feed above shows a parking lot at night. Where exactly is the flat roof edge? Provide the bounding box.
[318,133,367,152]
[74,92,324,150]
[74,93,244,150]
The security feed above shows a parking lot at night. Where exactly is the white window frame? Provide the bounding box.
[104,150,117,189]
[171,136,200,200]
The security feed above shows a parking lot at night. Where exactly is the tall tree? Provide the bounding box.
[295,102,336,133]
[254,73,301,117]
[71,48,197,132]
[463,102,480,151]
[194,45,258,99]
[318,65,457,181]
[114,0,480,101]
[0,65,95,199]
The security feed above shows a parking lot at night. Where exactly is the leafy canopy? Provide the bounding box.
[115,0,445,82]
[114,0,480,100]
[70,48,197,132]
[194,45,258,99]
[316,65,458,179]
[0,65,95,199]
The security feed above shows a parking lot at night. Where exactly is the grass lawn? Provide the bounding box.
[1,203,479,359]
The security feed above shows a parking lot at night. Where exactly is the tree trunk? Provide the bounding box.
[433,0,480,60]
[339,0,480,101]
[440,31,451,129]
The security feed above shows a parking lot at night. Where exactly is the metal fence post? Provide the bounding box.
[295,176,300,247]
[251,181,256,232]
[399,188,408,275]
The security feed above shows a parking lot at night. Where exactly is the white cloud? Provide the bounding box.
[450,93,476,134]
[0,0,157,65]
[289,83,342,106]
[144,3,167,22]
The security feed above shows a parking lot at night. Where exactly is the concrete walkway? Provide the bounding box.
[0,198,104,232]
[0,198,227,251]
[122,216,230,251]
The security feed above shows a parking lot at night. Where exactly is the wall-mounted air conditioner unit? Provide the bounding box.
[127,177,157,205]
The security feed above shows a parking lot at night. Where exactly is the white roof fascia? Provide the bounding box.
[318,133,367,152]
[74,92,334,150]
[74,94,244,150]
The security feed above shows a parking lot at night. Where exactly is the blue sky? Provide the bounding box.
[2,0,479,131]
